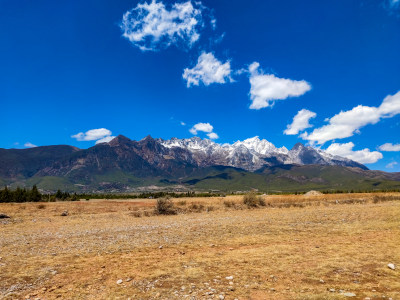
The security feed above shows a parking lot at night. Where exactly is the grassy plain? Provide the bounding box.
[1,193,400,299]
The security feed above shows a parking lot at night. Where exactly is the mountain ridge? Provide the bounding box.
[1,135,399,192]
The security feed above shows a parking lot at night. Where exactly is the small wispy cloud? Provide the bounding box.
[24,142,37,148]
[301,91,400,145]
[189,122,218,139]
[72,128,115,144]
[207,132,219,139]
[189,122,213,134]
[183,52,233,87]
[386,161,398,168]
[284,109,316,135]
[120,0,212,51]
[325,142,383,164]
[247,62,311,110]
[379,143,400,151]
[180,121,186,126]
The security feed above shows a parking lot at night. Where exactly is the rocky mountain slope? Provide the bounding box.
[159,136,367,171]
[1,135,399,192]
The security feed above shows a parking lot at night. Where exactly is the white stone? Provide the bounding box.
[342,292,356,297]
[116,279,123,284]
[387,263,396,270]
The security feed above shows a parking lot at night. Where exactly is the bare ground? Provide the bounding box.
[0,194,399,299]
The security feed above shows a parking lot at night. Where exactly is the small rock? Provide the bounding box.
[225,276,233,280]
[387,263,396,270]
[60,211,68,216]
[0,214,10,219]
[116,279,123,284]
[159,245,163,249]
[329,288,336,292]
[319,279,325,283]
[342,292,356,297]
[219,295,225,300]
[229,281,233,285]
[270,288,276,292]
[51,270,58,275]
[125,278,132,282]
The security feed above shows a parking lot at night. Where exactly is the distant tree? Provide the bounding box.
[13,187,27,203]
[71,193,79,201]
[0,186,11,203]
[29,185,42,202]
[55,189,63,200]
[63,191,70,199]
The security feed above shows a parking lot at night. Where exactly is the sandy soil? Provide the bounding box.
[1,194,399,299]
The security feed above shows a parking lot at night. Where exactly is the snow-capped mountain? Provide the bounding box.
[0,135,375,192]
[158,136,367,171]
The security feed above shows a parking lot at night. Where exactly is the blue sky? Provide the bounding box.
[1,0,399,171]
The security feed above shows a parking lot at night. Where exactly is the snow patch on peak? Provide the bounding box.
[158,136,365,171]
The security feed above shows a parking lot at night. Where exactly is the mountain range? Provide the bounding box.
[1,135,399,193]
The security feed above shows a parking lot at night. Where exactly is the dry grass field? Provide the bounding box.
[1,193,400,299]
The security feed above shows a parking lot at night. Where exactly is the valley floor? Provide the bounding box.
[1,194,400,299]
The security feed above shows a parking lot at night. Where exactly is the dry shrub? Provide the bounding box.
[37,204,46,209]
[223,200,235,208]
[131,211,142,218]
[243,192,266,208]
[154,197,177,215]
[143,210,154,217]
[373,195,400,203]
[206,206,215,212]
[176,200,187,206]
[188,202,205,213]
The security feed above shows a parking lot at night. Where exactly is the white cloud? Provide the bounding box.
[207,132,219,139]
[180,121,186,126]
[386,161,398,168]
[183,52,232,87]
[72,128,112,142]
[24,142,37,148]
[326,142,383,164]
[248,62,311,109]
[120,0,209,51]
[379,143,400,151]
[189,122,213,134]
[284,109,316,135]
[301,91,400,144]
[95,136,116,144]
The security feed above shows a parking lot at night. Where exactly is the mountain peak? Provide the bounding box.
[141,135,154,141]
[108,135,131,146]
[292,142,306,150]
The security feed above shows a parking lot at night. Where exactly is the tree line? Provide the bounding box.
[0,186,78,203]
[1,186,400,203]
